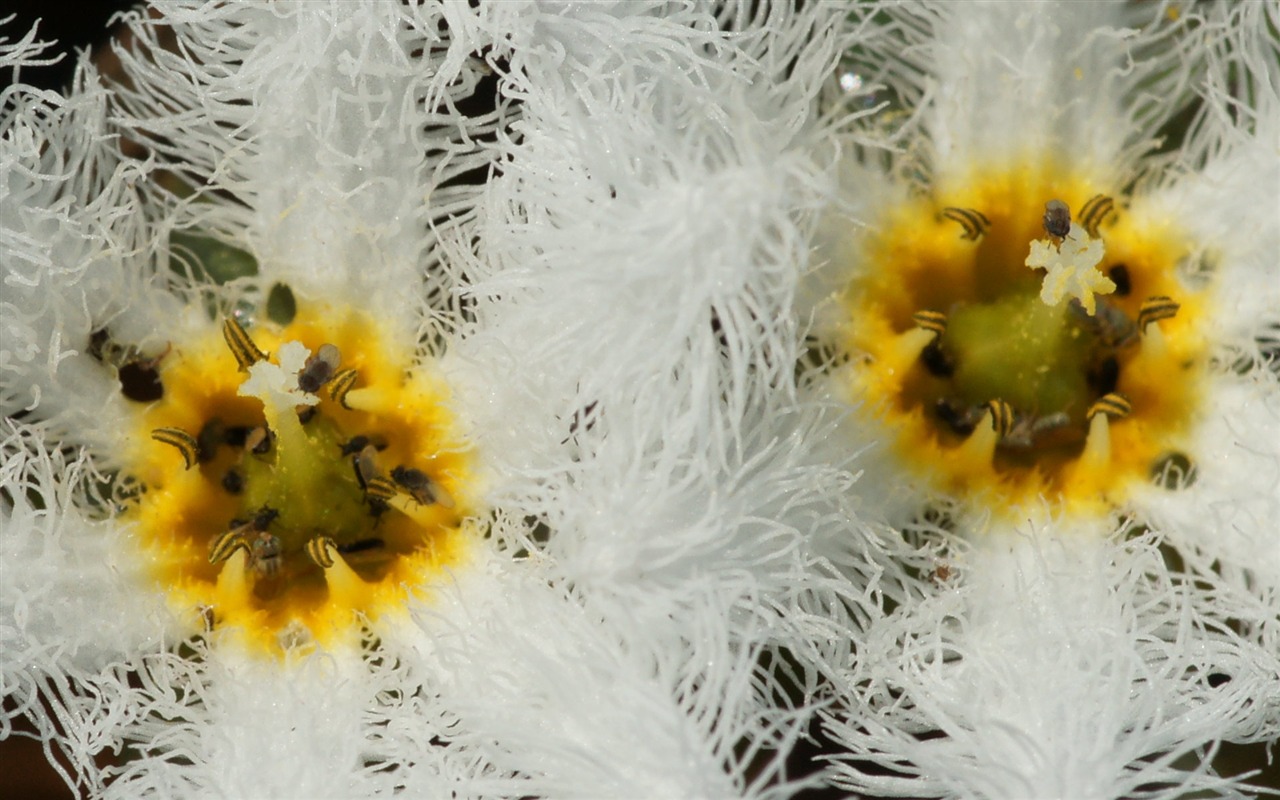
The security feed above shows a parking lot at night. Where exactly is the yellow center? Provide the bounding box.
[841,165,1208,517]
[124,303,476,653]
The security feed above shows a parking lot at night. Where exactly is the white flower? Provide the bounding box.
[12,2,1274,797]
[807,2,1280,797]
[1,3,860,797]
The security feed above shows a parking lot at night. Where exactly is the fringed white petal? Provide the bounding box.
[1138,2,1280,357]
[850,0,1206,189]
[97,643,512,799]
[110,1,499,341]
[1132,370,1280,625]
[0,421,178,668]
[100,649,376,798]
[0,17,59,70]
[453,2,843,415]
[531,378,879,639]
[1,421,183,795]
[1,53,167,449]
[1166,1,1280,178]
[804,151,911,328]
[823,524,1280,799]
[393,547,765,799]
[1133,157,1280,359]
[1122,0,1280,656]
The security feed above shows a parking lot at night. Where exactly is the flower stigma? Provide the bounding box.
[840,166,1209,517]
[124,303,475,653]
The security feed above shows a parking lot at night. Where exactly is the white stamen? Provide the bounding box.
[1025,222,1114,315]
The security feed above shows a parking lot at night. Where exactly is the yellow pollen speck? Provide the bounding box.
[836,162,1208,519]
[124,302,478,654]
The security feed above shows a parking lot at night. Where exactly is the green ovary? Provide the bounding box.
[239,416,370,554]
[947,291,1091,417]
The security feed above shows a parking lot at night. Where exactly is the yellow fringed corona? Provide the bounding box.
[840,164,1207,516]
[125,303,477,653]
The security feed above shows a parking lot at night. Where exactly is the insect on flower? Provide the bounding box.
[249,528,284,577]
[1043,199,1071,239]
[1071,297,1139,350]
[208,506,283,577]
[353,445,391,493]
[297,343,342,394]
[340,434,387,457]
[390,465,454,509]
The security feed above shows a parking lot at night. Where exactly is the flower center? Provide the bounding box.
[125,303,475,652]
[841,168,1207,515]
